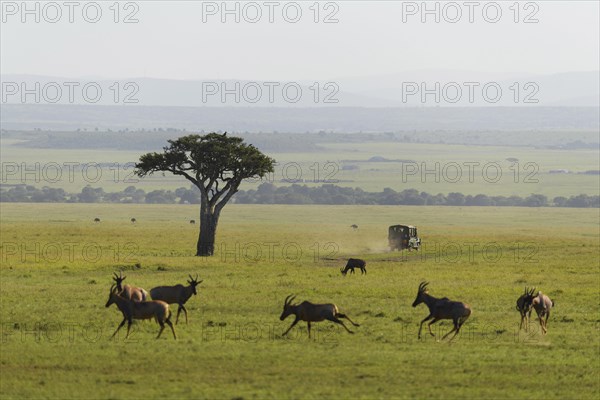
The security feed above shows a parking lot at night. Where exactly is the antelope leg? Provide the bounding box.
[418,315,433,339]
[156,322,165,339]
[447,329,460,342]
[428,318,440,336]
[166,319,177,340]
[337,313,360,327]
[175,305,183,325]
[542,316,548,334]
[307,322,311,338]
[125,319,133,339]
[182,305,189,324]
[328,316,354,334]
[282,317,300,336]
[519,313,525,331]
[442,324,458,340]
[111,318,127,339]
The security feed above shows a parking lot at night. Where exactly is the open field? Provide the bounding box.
[2,138,599,197]
[1,203,599,399]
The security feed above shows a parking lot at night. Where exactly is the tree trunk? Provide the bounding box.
[196,209,220,256]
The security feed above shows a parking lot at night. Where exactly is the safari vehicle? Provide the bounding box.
[388,225,421,251]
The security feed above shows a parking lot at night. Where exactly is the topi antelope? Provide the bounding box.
[516,287,536,331]
[94,218,100,223]
[131,218,136,223]
[532,291,554,335]
[279,295,360,337]
[412,281,472,341]
[105,285,176,339]
[113,272,149,302]
[149,275,203,324]
[341,258,367,275]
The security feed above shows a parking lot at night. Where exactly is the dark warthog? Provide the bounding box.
[340,258,367,275]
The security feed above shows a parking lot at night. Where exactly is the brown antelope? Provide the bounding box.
[112,272,149,302]
[279,295,360,337]
[412,281,472,341]
[131,218,136,223]
[516,287,536,331]
[105,285,176,340]
[532,291,554,334]
[149,274,203,324]
[340,258,367,275]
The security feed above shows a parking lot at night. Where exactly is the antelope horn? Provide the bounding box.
[284,294,295,306]
[110,284,117,293]
[419,281,429,291]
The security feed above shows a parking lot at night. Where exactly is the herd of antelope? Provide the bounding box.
[515,286,555,335]
[105,272,202,339]
[105,265,555,340]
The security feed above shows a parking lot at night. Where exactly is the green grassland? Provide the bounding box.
[2,139,599,197]
[1,203,599,399]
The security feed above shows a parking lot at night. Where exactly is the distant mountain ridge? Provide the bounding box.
[1,70,598,107]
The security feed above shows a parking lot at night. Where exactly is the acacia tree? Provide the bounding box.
[135,133,275,256]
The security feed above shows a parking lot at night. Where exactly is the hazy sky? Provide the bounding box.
[1,1,598,80]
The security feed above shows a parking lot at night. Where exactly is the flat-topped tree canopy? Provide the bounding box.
[135,133,275,256]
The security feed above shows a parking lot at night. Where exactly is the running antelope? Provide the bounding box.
[516,287,536,331]
[412,281,472,341]
[113,272,149,302]
[149,275,203,324]
[105,285,176,340]
[340,258,367,275]
[279,295,360,337]
[532,291,554,335]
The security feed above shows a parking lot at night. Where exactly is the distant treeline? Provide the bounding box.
[1,183,598,208]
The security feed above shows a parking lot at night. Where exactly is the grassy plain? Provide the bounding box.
[2,139,599,196]
[0,203,599,399]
